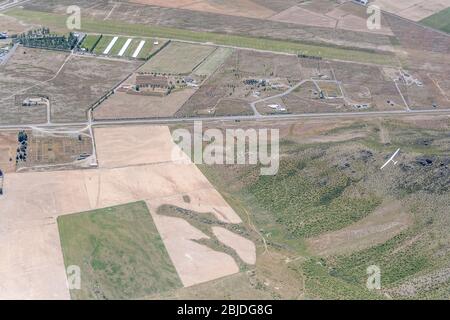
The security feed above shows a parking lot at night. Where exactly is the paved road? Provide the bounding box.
[0,43,17,65]
[1,108,449,131]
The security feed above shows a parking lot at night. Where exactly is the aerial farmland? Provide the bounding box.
[0,0,449,303]
[89,34,159,59]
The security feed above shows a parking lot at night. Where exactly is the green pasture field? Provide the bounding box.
[58,201,182,299]
[421,8,450,33]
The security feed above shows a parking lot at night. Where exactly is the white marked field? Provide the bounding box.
[133,40,146,58]
[118,38,132,56]
[103,36,118,54]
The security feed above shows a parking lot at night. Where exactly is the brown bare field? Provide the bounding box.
[0,132,17,173]
[307,201,412,256]
[0,47,68,125]
[146,206,240,287]
[94,126,189,168]
[372,0,449,21]
[334,9,393,36]
[214,98,253,116]
[330,1,394,37]
[0,13,36,34]
[93,89,195,119]
[46,55,140,123]
[129,0,277,19]
[270,4,394,36]
[385,14,450,54]
[212,227,256,265]
[270,6,337,28]
[397,114,450,129]
[0,125,248,298]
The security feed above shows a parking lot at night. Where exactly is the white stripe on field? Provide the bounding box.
[118,38,132,56]
[103,36,118,55]
[132,40,146,58]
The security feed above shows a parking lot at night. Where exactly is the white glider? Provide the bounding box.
[380,148,400,170]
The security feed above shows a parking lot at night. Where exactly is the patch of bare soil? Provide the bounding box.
[213,226,256,264]
[129,0,277,19]
[0,132,17,173]
[94,89,195,119]
[307,201,412,256]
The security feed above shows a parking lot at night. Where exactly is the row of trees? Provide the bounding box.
[16,131,28,164]
[16,28,79,51]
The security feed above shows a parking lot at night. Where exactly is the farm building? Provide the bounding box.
[353,0,369,5]
[22,97,47,107]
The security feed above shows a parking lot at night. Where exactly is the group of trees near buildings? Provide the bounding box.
[16,28,79,51]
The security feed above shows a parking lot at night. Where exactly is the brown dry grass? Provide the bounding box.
[307,201,412,256]
[0,132,17,173]
[94,89,195,119]
[0,13,35,34]
[372,0,449,21]
[129,0,277,19]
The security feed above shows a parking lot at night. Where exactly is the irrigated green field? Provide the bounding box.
[108,37,128,56]
[85,34,156,58]
[5,8,398,65]
[58,201,182,300]
[93,35,114,54]
[421,8,450,33]
[136,40,155,59]
[80,34,101,52]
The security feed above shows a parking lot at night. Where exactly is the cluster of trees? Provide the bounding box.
[16,131,28,163]
[16,28,79,51]
[297,52,322,60]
